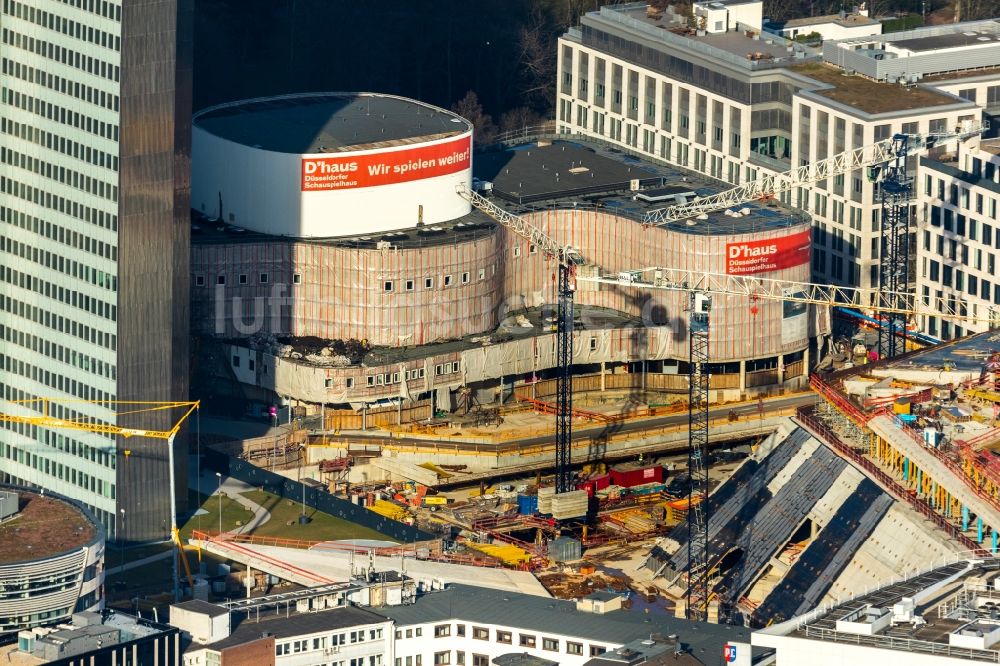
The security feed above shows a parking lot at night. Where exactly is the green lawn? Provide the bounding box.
[882,14,923,33]
[241,490,391,543]
[179,490,256,540]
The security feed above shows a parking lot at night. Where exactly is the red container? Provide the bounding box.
[610,465,665,488]
[592,474,612,491]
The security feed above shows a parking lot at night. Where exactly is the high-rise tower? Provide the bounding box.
[0,0,192,542]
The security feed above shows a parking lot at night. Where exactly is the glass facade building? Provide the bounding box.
[0,0,191,542]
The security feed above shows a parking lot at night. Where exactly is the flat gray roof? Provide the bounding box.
[172,600,229,618]
[373,583,757,659]
[781,13,879,28]
[474,141,661,204]
[890,31,1000,52]
[474,141,807,235]
[202,605,388,652]
[195,93,471,154]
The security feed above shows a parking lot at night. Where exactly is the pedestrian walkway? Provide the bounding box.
[190,467,272,536]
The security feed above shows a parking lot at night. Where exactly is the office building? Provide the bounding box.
[753,556,1000,665]
[0,0,193,541]
[0,486,105,635]
[555,4,1000,340]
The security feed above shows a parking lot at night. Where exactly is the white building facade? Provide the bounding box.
[556,4,1000,340]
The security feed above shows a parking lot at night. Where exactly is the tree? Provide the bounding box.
[499,106,543,134]
[451,91,498,145]
[517,8,557,112]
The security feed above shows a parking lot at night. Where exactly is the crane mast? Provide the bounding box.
[457,185,582,493]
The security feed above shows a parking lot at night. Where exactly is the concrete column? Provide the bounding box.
[738,360,746,393]
[777,354,785,384]
[802,345,810,376]
[601,361,606,392]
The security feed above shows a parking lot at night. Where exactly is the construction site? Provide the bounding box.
[6,91,998,644]
[166,96,1000,633]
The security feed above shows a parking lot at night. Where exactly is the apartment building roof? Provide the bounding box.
[791,62,961,113]
[475,140,806,235]
[781,12,880,29]
[768,558,1000,662]
[375,583,758,662]
[201,605,388,652]
[580,3,818,71]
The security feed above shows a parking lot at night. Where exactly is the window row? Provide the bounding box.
[364,367,425,388]
[0,322,115,380]
[3,262,117,326]
[51,0,120,22]
[383,268,489,293]
[926,179,998,218]
[0,352,115,404]
[0,293,117,351]
[0,177,118,235]
[418,623,601,656]
[202,272,272,287]
[1,27,120,84]
[0,382,117,446]
[4,0,121,52]
[925,260,1000,304]
[2,205,117,262]
[434,362,459,377]
[924,231,996,272]
[43,427,116,468]
[2,145,118,203]
[2,86,119,144]
[0,436,114,498]
[1,405,115,468]
[2,234,117,293]
[275,628,384,656]
[2,115,120,178]
[2,55,120,116]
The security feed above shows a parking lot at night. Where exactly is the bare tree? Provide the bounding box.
[517,8,557,111]
[499,106,543,134]
[451,91,498,145]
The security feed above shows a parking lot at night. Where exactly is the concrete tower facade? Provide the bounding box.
[0,0,192,542]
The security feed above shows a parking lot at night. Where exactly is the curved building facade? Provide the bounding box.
[190,111,828,410]
[193,93,474,237]
[194,209,815,357]
[0,488,105,634]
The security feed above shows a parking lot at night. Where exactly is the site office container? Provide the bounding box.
[610,465,665,488]
[575,473,612,496]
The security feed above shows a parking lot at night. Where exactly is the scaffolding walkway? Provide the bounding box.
[868,414,1000,531]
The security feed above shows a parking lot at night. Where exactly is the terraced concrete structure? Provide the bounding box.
[0,487,105,634]
[643,421,961,625]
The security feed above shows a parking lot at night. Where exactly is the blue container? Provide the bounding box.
[899,414,918,425]
[518,494,539,515]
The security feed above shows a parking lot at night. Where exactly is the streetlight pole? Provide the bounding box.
[215,472,223,535]
[119,508,125,573]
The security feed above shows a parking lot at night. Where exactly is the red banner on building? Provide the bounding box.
[301,136,471,192]
[725,229,811,275]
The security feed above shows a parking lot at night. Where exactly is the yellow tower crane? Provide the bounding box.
[0,398,201,599]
